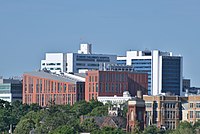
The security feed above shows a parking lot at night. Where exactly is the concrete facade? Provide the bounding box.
[41,53,67,74]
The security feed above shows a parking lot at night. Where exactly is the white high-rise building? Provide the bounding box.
[41,53,67,74]
[117,50,183,96]
[41,43,117,74]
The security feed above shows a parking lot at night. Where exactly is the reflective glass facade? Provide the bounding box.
[131,59,152,95]
[117,60,126,65]
[162,56,181,95]
[0,84,11,94]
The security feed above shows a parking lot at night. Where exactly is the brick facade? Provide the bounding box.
[23,73,85,107]
[85,71,148,101]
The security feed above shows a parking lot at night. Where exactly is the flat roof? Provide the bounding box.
[24,71,82,84]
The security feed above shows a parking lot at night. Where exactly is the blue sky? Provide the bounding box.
[0,1,200,86]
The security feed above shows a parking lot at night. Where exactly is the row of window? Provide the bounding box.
[99,73,128,82]
[42,63,61,66]
[76,63,99,67]
[189,103,200,108]
[189,111,200,118]
[24,93,76,106]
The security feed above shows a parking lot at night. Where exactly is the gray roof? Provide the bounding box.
[24,71,81,84]
[74,73,86,78]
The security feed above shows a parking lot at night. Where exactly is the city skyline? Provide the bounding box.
[0,1,200,86]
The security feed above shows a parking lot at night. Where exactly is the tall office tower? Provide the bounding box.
[41,53,67,74]
[117,50,183,96]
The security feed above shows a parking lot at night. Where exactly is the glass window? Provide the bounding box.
[96,84,98,92]
[190,103,194,108]
[196,111,200,118]
[146,103,152,108]
[190,111,193,119]
[196,103,200,108]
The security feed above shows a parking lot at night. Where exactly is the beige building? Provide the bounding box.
[143,95,182,130]
[187,95,200,124]
[143,94,200,130]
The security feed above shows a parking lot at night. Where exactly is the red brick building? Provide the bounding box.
[85,71,148,101]
[23,71,85,107]
[126,91,146,132]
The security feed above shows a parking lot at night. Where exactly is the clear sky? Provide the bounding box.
[0,1,200,86]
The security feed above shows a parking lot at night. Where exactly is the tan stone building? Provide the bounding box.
[143,95,182,130]
[187,95,200,124]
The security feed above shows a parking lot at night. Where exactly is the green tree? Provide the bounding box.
[50,125,76,134]
[0,99,12,133]
[14,118,35,134]
[170,121,194,134]
[92,126,125,134]
[0,108,12,133]
[80,118,99,132]
[193,120,200,129]
[131,122,141,134]
[72,100,92,117]
[14,110,45,134]
[143,125,160,134]
[89,99,104,109]
[11,101,30,126]
[88,105,108,116]
[122,106,128,118]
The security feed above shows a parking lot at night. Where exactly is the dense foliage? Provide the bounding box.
[0,99,200,134]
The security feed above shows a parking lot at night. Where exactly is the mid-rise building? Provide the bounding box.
[23,70,85,106]
[117,50,183,96]
[0,78,22,102]
[41,43,117,74]
[85,70,148,101]
[143,95,182,130]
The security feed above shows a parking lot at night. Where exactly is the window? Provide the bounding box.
[190,103,194,108]
[57,63,61,65]
[146,103,152,108]
[196,103,200,108]
[64,84,67,92]
[96,84,98,92]
[190,111,193,119]
[196,111,200,118]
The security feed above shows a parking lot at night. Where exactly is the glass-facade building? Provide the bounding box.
[131,59,152,95]
[117,50,183,96]
[0,79,22,102]
[162,56,181,95]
